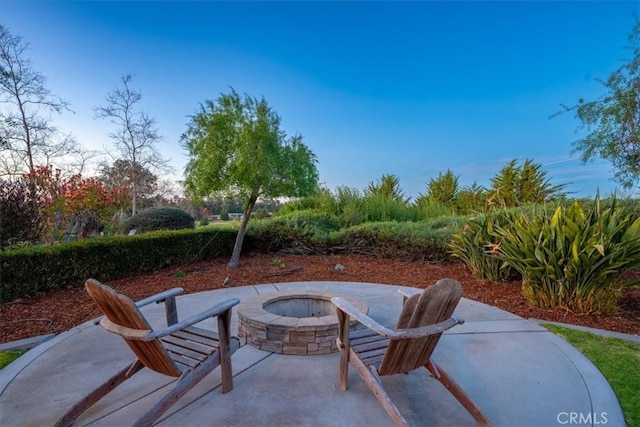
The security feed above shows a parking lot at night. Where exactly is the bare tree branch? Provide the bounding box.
[95,74,171,215]
[0,24,74,178]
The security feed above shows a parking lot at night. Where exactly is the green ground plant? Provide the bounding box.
[0,351,24,370]
[495,200,640,314]
[449,210,520,281]
[546,325,640,427]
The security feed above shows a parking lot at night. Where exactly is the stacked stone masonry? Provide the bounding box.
[238,290,369,356]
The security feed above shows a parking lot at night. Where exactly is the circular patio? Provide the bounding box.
[0,281,624,426]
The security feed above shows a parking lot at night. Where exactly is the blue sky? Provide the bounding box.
[3,1,639,200]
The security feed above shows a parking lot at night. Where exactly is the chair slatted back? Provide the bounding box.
[378,279,462,376]
[85,279,181,377]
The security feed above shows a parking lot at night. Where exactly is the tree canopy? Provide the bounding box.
[182,89,318,267]
[560,19,640,190]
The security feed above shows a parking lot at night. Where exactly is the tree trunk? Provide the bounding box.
[227,196,257,269]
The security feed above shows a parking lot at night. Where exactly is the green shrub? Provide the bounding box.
[247,210,340,252]
[0,227,236,302]
[199,216,210,226]
[247,212,462,261]
[449,210,521,281]
[415,201,457,221]
[333,218,464,262]
[361,195,418,223]
[118,207,195,234]
[494,199,640,315]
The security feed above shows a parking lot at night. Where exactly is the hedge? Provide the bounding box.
[1,215,464,302]
[0,227,236,302]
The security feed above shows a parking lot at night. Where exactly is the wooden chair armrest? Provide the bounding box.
[332,297,397,337]
[398,288,420,305]
[145,298,240,340]
[394,317,464,339]
[332,297,464,339]
[135,288,184,308]
[397,288,420,299]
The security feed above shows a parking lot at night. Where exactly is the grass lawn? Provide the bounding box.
[546,325,640,427]
[0,351,24,370]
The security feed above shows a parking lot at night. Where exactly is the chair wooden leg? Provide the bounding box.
[54,360,144,427]
[132,339,240,427]
[336,309,350,390]
[350,349,408,427]
[217,310,234,394]
[426,361,492,427]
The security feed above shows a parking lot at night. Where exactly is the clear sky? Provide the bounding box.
[3,1,639,200]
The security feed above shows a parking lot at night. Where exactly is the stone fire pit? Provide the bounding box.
[238,290,369,355]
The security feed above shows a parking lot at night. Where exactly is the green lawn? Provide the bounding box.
[546,324,640,427]
[0,351,24,370]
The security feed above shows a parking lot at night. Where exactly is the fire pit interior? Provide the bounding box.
[238,290,369,356]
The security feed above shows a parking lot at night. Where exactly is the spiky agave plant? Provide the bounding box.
[494,199,640,315]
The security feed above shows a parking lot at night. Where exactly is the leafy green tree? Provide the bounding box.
[558,20,640,189]
[489,159,565,208]
[365,174,409,203]
[182,89,319,268]
[417,169,460,208]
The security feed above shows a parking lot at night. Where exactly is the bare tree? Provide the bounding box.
[0,24,76,178]
[95,74,169,215]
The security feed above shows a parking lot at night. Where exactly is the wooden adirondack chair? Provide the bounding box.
[332,278,491,427]
[55,279,241,427]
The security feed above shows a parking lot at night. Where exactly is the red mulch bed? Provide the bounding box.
[2,253,639,344]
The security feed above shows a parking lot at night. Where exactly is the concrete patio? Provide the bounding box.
[0,281,624,426]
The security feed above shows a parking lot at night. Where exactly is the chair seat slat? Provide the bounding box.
[170,353,199,370]
[351,333,389,347]
[353,338,390,354]
[360,355,385,370]
[162,340,215,361]
[349,329,380,340]
[181,326,220,342]
[168,332,218,349]
[162,334,215,355]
